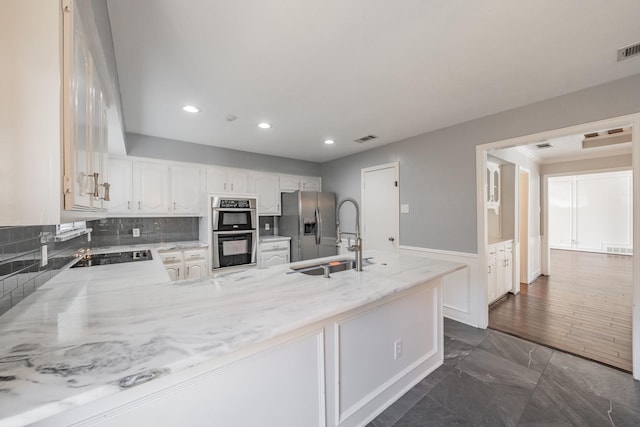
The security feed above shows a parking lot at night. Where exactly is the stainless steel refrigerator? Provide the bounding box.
[280,191,337,262]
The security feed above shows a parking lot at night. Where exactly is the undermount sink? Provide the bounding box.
[289,257,372,276]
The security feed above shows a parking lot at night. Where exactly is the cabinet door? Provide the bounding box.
[206,167,228,193]
[64,12,93,211]
[488,257,498,303]
[185,260,206,280]
[165,264,184,281]
[301,176,321,192]
[261,252,289,268]
[503,251,513,294]
[108,158,134,214]
[228,169,249,193]
[171,165,202,214]
[135,162,170,214]
[255,173,281,215]
[279,175,300,192]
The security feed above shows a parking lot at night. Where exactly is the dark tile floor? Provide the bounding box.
[368,318,640,427]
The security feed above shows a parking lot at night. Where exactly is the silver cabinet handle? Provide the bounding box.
[173,202,176,211]
[488,265,492,274]
[102,182,110,201]
[127,201,131,210]
[224,183,227,191]
[138,201,141,210]
[93,173,100,197]
[231,183,234,191]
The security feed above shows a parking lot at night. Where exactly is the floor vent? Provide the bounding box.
[617,42,640,62]
[602,245,633,255]
[354,134,378,144]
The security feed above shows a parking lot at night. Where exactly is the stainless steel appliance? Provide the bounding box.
[212,196,257,269]
[280,191,337,262]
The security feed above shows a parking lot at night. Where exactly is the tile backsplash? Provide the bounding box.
[0,217,200,316]
[89,217,199,247]
[0,225,89,316]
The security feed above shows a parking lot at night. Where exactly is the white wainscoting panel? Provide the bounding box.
[399,246,482,327]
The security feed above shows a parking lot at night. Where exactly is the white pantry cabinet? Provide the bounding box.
[253,173,281,215]
[0,0,118,225]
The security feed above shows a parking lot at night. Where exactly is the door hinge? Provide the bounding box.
[62,0,72,13]
[394,180,398,187]
[63,175,72,194]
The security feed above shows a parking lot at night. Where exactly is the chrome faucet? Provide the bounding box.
[336,198,363,271]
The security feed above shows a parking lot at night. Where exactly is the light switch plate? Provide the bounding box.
[132,228,140,237]
[265,223,270,231]
[400,204,409,214]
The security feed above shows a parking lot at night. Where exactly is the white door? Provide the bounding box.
[361,162,399,251]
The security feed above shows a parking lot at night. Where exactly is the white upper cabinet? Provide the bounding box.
[134,162,171,214]
[0,0,119,225]
[486,162,500,211]
[280,175,322,192]
[206,167,251,194]
[108,158,134,214]
[254,173,281,216]
[171,165,202,214]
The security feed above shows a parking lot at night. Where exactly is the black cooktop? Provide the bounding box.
[71,250,153,268]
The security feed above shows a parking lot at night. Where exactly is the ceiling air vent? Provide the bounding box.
[354,134,378,144]
[617,42,640,62]
[535,142,553,149]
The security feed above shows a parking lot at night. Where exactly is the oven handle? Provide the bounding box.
[213,230,257,235]
[315,207,321,245]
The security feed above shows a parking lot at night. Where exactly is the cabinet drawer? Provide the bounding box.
[159,250,184,263]
[183,248,207,260]
[261,241,290,252]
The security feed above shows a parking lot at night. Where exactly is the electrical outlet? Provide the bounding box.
[400,204,410,214]
[132,228,140,237]
[265,223,270,231]
[41,245,48,267]
[394,339,403,360]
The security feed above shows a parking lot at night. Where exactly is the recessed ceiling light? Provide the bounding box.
[258,122,271,129]
[324,139,335,145]
[183,105,200,113]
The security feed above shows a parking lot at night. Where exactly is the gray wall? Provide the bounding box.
[126,132,322,176]
[321,73,640,254]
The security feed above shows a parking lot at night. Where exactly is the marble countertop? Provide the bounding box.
[0,248,465,426]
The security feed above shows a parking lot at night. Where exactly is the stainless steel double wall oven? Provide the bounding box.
[211,196,257,269]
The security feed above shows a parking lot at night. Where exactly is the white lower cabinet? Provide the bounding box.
[488,240,513,304]
[159,248,207,281]
[43,278,443,427]
[259,239,290,268]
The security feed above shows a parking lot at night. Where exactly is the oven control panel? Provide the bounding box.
[216,199,253,209]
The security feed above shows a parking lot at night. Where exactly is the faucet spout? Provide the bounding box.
[336,198,363,271]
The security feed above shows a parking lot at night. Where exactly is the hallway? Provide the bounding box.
[489,249,632,371]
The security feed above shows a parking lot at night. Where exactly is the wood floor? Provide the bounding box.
[489,249,633,372]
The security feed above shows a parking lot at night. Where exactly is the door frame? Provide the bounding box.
[361,162,400,251]
[518,167,530,285]
[475,112,640,379]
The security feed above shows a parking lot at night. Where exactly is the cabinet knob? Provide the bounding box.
[388,237,395,242]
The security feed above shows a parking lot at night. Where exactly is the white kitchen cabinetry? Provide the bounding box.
[183,248,207,280]
[159,248,207,282]
[259,239,290,268]
[1,0,118,225]
[134,162,171,214]
[171,165,202,214]
[253,173,281,215]
[280,175,322,192]
[206,167,251,194]
[107,158,134,214]
[488,240,513,304]
[486,162,501,211]
[159,250,184,281]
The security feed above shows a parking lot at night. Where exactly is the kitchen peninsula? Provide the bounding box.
[0,250,465,427]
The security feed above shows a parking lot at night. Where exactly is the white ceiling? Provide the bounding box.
[106,0,640,163]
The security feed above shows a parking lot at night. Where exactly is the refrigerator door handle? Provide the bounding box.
[315,207,321,245]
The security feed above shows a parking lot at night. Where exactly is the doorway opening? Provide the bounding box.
[476,114,639,378]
